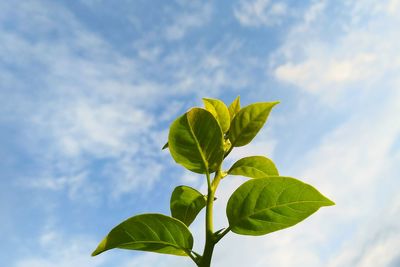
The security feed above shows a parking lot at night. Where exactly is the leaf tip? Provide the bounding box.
[162,142,169,150]
[91,238,106,257]
[326,198,335,206]
[320,194,335,207]
[202,97,211,104]
[272,101,280,106]
[91,251,98,257]
[91,248,101,257]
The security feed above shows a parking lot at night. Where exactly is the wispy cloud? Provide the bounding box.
[14,231,108,267]
[0,1,239,202]
[165,1,213,41]
[234,0,290,27]
[272,0,400,103]
[328,194,400,267]
[0,0,164,198]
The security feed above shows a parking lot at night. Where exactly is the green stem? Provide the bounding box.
[198,169,223,267]
[199,193,215,266]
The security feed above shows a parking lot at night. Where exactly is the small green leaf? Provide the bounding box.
[162,142,169,150]
[202,98,230,133]
[226,176,334,236]
[168,108,224,174]
[91,213,194,257]
[228,102,279,147]
[228,156,279,178]
[170,186,206,226]
[228,96,241,120]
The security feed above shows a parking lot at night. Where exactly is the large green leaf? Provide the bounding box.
[228,156,279,178]
[170,186,206,226]
[228,102,279,147]
[168,108,224,173]
[226,176,334,236]
[228,96,240,120]
[92,213,194,257]
[203,98,230,133]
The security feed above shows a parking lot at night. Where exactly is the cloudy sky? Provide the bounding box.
[1,0,400,266]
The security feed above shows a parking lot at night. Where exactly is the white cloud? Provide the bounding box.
[328,194,400,267]
[272,0,400,104]
[1,0,255,202]
[27,171,90,197]
[106,156,164,198]
[14,229,194,267]
[275,52,377,93]
[14,232,107,267]
[165,2,213,41]
[119,253,193,267]
[0,1,174,199]
[13,217,194,267]
[35,100,154,158]
[13,228,173,267]
[387,0,400,14]
[165,39,252,96]
[234,0,289,27]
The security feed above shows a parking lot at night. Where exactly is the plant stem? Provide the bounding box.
[198,169,223,267]
[199,188,215,267]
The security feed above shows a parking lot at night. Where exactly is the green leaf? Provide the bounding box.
[228,156,279,178]
[162,142,169,150]
[170,186,206,226]
[91,213,194,257]
[168,108,224,174]
[202,98,230,133]
[228,102,279,147]
[228,96,241,120]
[226,176,334,236]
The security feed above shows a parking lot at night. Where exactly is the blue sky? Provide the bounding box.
[1,0,400,266]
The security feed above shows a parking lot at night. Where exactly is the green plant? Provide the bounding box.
[91,97,334,266]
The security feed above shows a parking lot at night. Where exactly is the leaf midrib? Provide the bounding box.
[232,199,331,226]
[229,166,270,176]
[186,113,209,171]
[118,239,188,252]
[122,227,190,252]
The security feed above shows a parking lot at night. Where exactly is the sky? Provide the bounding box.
[1,0,400,266]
